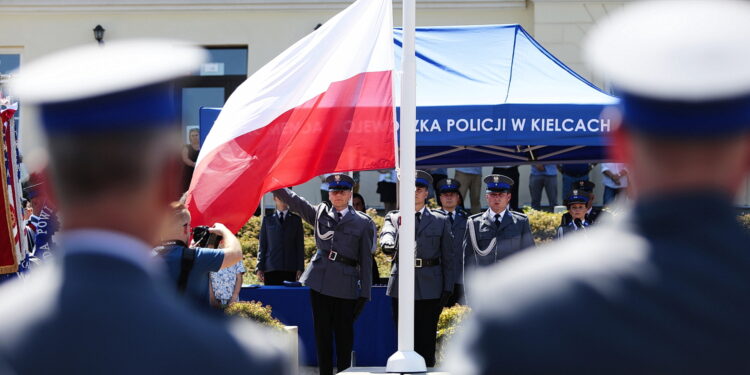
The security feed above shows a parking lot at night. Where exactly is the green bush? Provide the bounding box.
[436,304,471,364]
[224,301,285,330]
[522,207,563,244]
[237,216,262,285]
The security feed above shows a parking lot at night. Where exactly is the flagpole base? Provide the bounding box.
[386,350,426,373]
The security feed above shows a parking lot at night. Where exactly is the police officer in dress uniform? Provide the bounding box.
[556,190,590,239]
[446,2,750,374]
[433,178,469,306]
[256,195,305,285]
[463,174,534,275]
[272,174,373,375]
[560,180,608,226]
[0,40,288,374]
[379,170,454,367]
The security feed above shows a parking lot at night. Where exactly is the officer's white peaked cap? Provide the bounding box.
[584,0,750,101]
[584,0,750,137]
[11,39,207,105]
[9,39,207,171]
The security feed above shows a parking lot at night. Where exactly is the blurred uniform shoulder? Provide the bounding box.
[224,319,291,374]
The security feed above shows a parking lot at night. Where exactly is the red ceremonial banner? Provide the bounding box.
[0,118,18,274]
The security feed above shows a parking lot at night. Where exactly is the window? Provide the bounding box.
[177,46,248,144]
[0,54,21,124]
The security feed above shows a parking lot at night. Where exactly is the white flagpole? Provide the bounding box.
[386,0,426,372]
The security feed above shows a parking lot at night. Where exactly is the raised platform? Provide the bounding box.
[240,285,396,366]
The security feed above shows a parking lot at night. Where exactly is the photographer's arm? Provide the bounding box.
[210,223,243,270]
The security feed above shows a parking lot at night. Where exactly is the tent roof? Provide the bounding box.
[394,24,616,107]
[393,24,618,166]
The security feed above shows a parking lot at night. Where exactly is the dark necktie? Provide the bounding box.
[279,212,284,224]
[494,213,501,227]
[448,212,454,225]
[336,212,343,222]
[415,212,421,224]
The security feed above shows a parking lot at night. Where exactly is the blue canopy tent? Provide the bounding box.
[199,24,617,166]
[393,24,618,167]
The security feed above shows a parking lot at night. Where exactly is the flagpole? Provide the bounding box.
[386,0,426,372]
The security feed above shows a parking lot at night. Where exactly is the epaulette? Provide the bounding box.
[509,210,528,218]
[430,208,446,215]
[430,210,448,219]
[354,210,372,222]
[468,212,484,220]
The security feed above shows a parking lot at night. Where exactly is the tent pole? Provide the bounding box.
[386,0,426,372]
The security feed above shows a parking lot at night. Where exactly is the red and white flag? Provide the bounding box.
[186,0,395,231]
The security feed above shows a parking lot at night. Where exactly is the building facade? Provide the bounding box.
[1,0,747,209]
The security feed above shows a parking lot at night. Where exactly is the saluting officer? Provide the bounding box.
[463,174,535,272]
[273,174,373,375]
[560,180,608,226]
[380,170,454,367]
[433,178,469,306]
[556,190,590,239]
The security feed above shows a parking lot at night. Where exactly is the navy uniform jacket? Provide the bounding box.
[556,219,591,239]
[447,193,750,374]
[273,188,373,300]
[380,209,454,300]
[434,208,468,285]
[463,209,535,270]
[258,211,305,273]
[0,232,288,375]
[561,207,609,226]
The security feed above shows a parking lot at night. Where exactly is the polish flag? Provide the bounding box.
[186,0,396,232]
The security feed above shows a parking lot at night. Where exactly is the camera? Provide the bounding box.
[192,225,222,248]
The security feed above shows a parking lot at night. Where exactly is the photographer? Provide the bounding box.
[155,202,243,310]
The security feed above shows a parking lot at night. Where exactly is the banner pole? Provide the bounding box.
[386,0,426,371]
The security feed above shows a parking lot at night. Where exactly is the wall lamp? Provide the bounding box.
[93,25,105,45]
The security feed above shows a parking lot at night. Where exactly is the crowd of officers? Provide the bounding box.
[267,170,608,374]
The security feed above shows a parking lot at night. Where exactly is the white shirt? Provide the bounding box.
[601,163,629,189]
[329,206,350,220]
[277,209,288,220]
[486,208,507,223]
